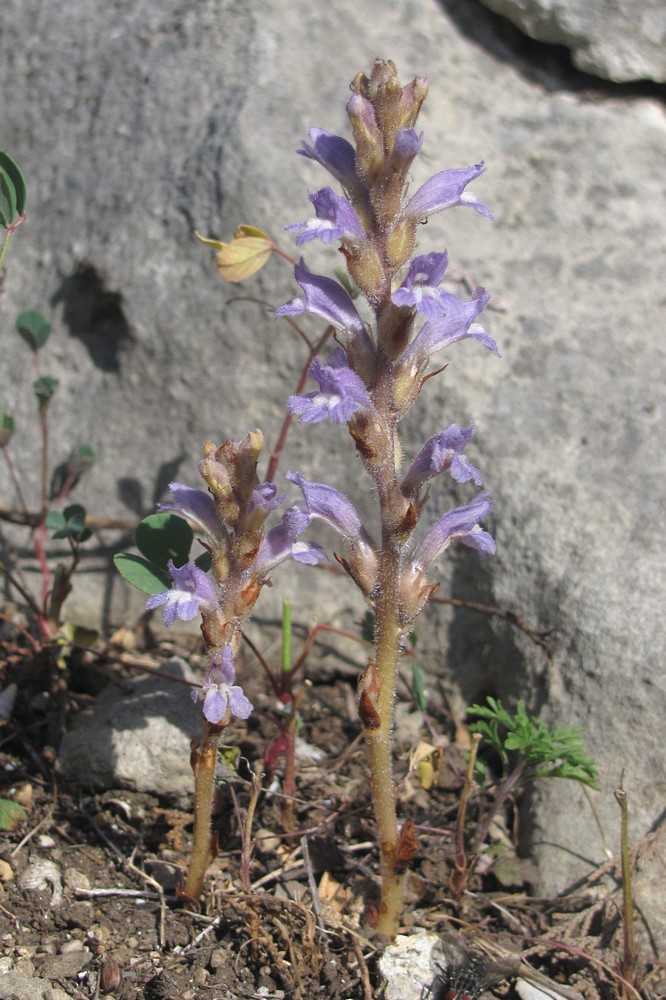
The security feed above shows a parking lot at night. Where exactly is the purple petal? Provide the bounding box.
[157,482,220,537]
[211,645,236,685]
[403,424,481,492]
[393,127,423,160]
[407,288,498,359]
[391,252,449,320]
[286,471,368,543]
[405,163,494,221]
[255,504,327,574]
[247,482,285,516]
[297,128,357,189]
[285,188,366,246]
[274,259,367,341]
[168,560,217,605]
[411,492,495,570]
[287,356,373,425]
[202,686,229,724]
[228,686,254,720]
[145,560,217,627]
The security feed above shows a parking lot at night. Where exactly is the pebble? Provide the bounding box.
[61,939,85,954]
[0,859,14,881]
[64,867,91,890]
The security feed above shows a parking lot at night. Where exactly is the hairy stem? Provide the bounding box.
[183,719,225,899]
[364,561,404,936]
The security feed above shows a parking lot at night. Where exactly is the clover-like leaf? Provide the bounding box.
[0,151,27,227]
[17,310,51,351]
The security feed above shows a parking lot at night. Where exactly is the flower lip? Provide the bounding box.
[403,424,482,492]
[287,352,374,426]
[410,491,495,571]
[404,286,499,361]
[145,559,217,628]
[157,482,221,538]
[274,259,368,340]
[297,128,357,189]
[286,470,371,545]
[285,187,366,246]
[193,645,254,724]
[405,163,494,222]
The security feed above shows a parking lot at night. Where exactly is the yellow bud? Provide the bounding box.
[195,225,272,282]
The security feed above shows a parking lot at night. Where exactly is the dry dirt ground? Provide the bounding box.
[1,626,664,1000]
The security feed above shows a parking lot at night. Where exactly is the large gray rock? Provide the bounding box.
[479,0,666,82]
[57,658,200,804]
[1,0,665,947]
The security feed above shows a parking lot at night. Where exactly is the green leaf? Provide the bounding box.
[48,503,90,541]
[113,552,171,595]
[45,510,66,531]
[0,798,27,831]
[135,513,194,570]
[0,170,17,229]
[17,310,51,351]
[0,150,27,220]
[69,444,96,475]
[468,697,598,789]
[33,375,59,405]
[194,550,212,572]
[0,409,15,447]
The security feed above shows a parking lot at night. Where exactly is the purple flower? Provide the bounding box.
[403,424,482,493]
[392,127,423,162]
[192,645,253,724]
[247,482,285,516]
[157,482,221,538]
[391,252,450,321]
[275,259,369,345]
[256,504,327,573]
[145,560,217,627]
[286,471,372,545]
[287,350,373,425]
[297,128,357,189]
[410,492,495,571]
[285,188,366,246]
[405,163,494,221]
[405,287,498,361]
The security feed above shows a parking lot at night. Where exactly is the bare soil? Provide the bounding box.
[1,629,664,1000]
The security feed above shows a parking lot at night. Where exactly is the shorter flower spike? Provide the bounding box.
[287,351,374,425]
[146,560,217,627]
[192,645,253,724]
